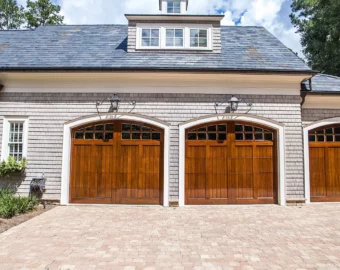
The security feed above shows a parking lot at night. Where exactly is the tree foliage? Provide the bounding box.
[0,0,24,30]
[290,0,340,76]
[25,0,64,29]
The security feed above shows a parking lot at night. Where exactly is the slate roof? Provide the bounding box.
[302,74,340,93]
[0,24,312,73]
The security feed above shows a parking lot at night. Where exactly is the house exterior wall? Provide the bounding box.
[0,91,305,202]
[302,108,340,126]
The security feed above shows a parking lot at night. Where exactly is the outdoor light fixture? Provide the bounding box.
[109,93,121,111]
[96,93,136,114]
[215,95,252,113]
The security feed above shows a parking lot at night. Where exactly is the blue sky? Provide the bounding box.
[17,0,303,56]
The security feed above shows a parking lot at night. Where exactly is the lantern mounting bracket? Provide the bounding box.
[96,93,136,114]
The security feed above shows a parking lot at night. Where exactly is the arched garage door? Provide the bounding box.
[185,121,278,205]
[70,121,163,204]
[309,125,340,202]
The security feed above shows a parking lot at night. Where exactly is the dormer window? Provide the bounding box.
[167,1,181,14]
[166,29,184,47]
[190,29,208,48]
[141,29,160,47]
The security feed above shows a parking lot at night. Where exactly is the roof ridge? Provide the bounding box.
[317,74,340,79]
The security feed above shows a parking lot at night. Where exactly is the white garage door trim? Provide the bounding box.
[303,117,340,204]
[179,114,286,206]
[61,113,171,206]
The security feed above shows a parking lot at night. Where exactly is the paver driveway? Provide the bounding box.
[0,204,340,270]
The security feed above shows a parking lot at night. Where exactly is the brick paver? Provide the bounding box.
[0,204,340,269]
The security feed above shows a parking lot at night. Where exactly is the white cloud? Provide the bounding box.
[16,0,304,57]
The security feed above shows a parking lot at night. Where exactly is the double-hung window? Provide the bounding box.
[167,1,181,14]
[166,29,184,47]
[8,122,24,160]
[190,29,208,48]
[141,29,160,47]
[1,118,28,161]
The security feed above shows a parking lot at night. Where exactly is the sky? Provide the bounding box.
[16,0,304,57]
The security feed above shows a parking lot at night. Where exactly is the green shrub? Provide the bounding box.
[0,157,27,177]
[0,189,39,219]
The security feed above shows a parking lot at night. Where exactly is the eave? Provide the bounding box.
[125,14,224,22]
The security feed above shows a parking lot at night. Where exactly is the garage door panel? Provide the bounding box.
[70,121,163,205]
[185,122,277,204]
[309,126,340,202]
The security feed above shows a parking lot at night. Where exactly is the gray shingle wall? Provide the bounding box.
[127,20,221,53]
[0,93,304,201]
[302,109,340,126]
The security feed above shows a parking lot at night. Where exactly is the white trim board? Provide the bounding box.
[61,113,170,207]
[1,117,29,161]
[178,113,286,206]
[303,117,340,204]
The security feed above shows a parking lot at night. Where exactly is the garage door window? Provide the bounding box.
[235,124,273,141]
[74,124,114,140]
[121,123,161,140]
[309,127,340,142]
[187,124,227,141]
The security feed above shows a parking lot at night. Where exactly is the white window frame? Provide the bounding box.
[165,28,184,48]
[136,23,212,51]
[167,0,181,14]
[139,28,161,49]
[1,117,29,161]
[189,28,209,48]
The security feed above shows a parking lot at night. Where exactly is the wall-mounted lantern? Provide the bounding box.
[96,94,136,114]
[215,95,252,113]
[109,93,121,112]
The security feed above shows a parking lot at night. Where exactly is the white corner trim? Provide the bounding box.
[1,117,29,161]
[61,113,170,207]
[303,117,340,204]
[178,114,286,206]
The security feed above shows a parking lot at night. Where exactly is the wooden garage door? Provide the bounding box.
[309,125,340,202]
[185,122,277,205]
[70,121,163,204]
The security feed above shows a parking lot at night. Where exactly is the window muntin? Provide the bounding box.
[187,124,228,141]
[167,1,181,14]
[166,29,184,47]
[74,123,114,140]
[121,123,161,140]
[141,29,160,47]
[309,127,340,142]
[190,29,208,48]
[8,122,24,160]
[234,124,274,141]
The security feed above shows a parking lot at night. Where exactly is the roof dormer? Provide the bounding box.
[159,0,188,15]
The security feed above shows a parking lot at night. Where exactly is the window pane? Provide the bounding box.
[317,135,324,142]
[132,133,141,140]
[335,136,340,142]
[199,30,207,37]
[105,132,113,140]
[142,133,151,140]
[335,127,340,134]
[190,38,198,47]
[152,133,161,140]
[150,38,159,46]
[122,133,130,140]
[255,127,263,132]
[175,38,183,47]
[105,124,114,131]
[245,133,253,140]
[245,126,253,132]
[188,133,197,140]
[198,133,206,140]
[309,135,316,142]
[265,133,273,141]
[166,29,174,37]
[122,124,130,131]
[75,132,84,139]
[95,125,104,131]
[95,133,104,140]
[325,128,333,134]
[85,133,93,140]
[175,29,183,37]
[174,7,181,13]
[235,133,244,141]
[166,38,174,47]
[208,126,217,132]
[208,134,217,140]
[142,38,149,46]
[190,29,199,38]
[218,125,227,132]
[255,133,264,140]
[132,124,141,131]
[218,134,227,141]
[199,38,207,47]
[235,125,243,132]
[142,29,150,38]
[151,29,159,38]
[326,135,334,142]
